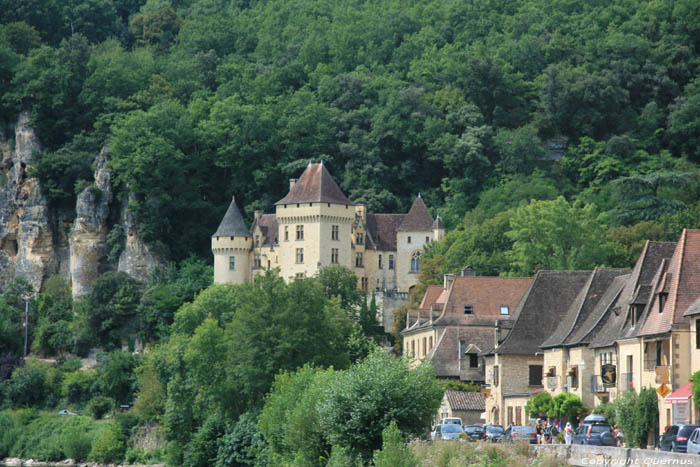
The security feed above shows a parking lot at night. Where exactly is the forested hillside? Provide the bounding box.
[1,0,699,267]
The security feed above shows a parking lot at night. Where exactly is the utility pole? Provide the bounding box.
[23,296,29,358]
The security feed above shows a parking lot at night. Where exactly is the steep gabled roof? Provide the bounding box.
[444,390,485,411]
[574,274,628,348]
[541,268,630,348]
[365,214,405,251]
[213,197,250,237]
[639,229,700,336]
[494,270,591,355]
[275,163,354,206]
[398,195,434,231]
[251,214,278,246]
[430,326,494,380]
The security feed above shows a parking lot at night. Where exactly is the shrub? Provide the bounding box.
[89,424,125,463]
[61,370,96,405]
[9,360,53,407]
[62,426,92,461]
[372,421,418,467]
[87,396,114,419]
[215,412,268,467]
[182,411,228,467]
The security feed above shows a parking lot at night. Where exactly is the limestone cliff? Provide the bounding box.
[0,113,161,294]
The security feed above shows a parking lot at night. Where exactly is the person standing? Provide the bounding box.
[536,420,543,444]
[565,422,574,445]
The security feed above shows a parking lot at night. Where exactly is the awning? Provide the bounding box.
[665,382,693,403]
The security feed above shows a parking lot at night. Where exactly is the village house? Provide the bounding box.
[436,390,486,425]
[402,268,531,383]
[211,162,444,330]
[539,268,630,409]
[482,270,591,426]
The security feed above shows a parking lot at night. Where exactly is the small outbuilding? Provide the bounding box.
[437,390,485,425]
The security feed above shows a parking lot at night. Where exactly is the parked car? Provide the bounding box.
[431,423,464,441]
[572,421,616,446]
[58,409,78,415]
[442,417,463,425]
[485,425,505,442]
[686,427,700,454]
[463,425,485,441]
[503,425,537,444]
[659,424,699,453]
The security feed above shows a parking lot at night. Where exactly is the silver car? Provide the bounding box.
[687,427,700,454]
[431,423,464,440]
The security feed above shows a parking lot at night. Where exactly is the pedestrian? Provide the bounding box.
[565,422,573,445]
[543,421,551,444]
[536,419,543,444]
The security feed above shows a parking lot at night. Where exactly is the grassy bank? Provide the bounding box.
[410,440,566,467]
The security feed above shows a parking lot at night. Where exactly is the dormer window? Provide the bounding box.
[659,293,667,313]
[255,235,260,247]
[468,353,479,369]
[500,306,509,315]
[464,305,473,315]
[356,232,364,245]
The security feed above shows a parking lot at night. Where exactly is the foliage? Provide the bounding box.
[62,425,92,461]
[215,412,268,467]
[88,423,126,463]
[550,393,587,423]
[692,371,700,413]
[613,390,638,447]
[86,396,113,420]
[319,349,443,459]
[443,380,481,392]
[525,392,554,418]
[609,173,694,226]
[635,387,658,448]
[182,411,228,467]
[593,401,616,427]
[372,421,418,467]
[84,271,141,348]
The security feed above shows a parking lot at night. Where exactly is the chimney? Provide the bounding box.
[494,321,500,349]
[254,210,263,220]
[289,178,297,191]
[461,266,476,277]
[443,273,456,291]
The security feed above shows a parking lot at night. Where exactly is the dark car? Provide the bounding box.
[485,425,505,442]
[503,425,537,444]
[463,425,485,441]
[659,424,699,453]
[572,422,616,446]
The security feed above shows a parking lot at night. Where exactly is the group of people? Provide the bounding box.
[535,419,560,444]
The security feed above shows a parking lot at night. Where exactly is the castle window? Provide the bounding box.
[361,277,368,290]
[410,251,421,272]
[255,235,260,247]
[407,236,412,244]
[296,273,304,279]
[229,256,235,270]
[331,225,339,240]
[423,337,427,356]
[464,305,473,315]
[284,226,289,241]
[254,256,261,268]
[389,255,394,269]
[529,365,543,386]
[296,225,304,240]
[426,236,430,243]
[355,252,363,267]
[429,336,433,350]
[267,260,271,270]
[500,306,509,315]
[378,254,383,269]
[331,248,339,264]
[296,248,304,264]
[356,232,364,245]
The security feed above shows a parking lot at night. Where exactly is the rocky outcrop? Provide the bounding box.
[0,111,59,293]
[69,147,113,298]
[117,192,161,282]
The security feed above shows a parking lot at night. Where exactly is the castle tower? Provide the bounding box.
[432,215,445,242]
[274,162,355,280]
[212,196,252,284]
[396,194,435,292]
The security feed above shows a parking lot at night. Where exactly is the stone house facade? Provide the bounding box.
[437,390,486,425]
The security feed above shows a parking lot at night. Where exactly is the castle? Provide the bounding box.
[211,163,444,300]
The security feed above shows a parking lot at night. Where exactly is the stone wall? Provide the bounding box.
[530,444,697,466]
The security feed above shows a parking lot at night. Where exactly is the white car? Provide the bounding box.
[687,427,700,454]
[442,417,463,425]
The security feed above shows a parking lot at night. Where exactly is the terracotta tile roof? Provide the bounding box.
[684,296,700,316]
[639,229,700,336]
[398,195,434,231]
[494,270,592,355]
[275,163,354,206]
[434,276,532,327]
[541,268,630,348]
[251,214,278,246]
[365,214,404,251]
[444,390,485,411]
[213,196,250,237]
[420,285,445,310]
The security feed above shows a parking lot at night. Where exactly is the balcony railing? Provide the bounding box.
[621,372,634,391]
[590,375,609,393]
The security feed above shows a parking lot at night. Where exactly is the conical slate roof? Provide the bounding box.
[398,195,434,231]
[213,196,250,237]
[275,163,354,205]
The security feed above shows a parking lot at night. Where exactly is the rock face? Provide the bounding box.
[69,147,114,298]
[117,191,161,282]
[0,111,59,293]
[0,112,161,294]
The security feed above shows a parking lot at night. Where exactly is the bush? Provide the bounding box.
[87,396,114,419]
[182,412,228,467]
[372,421,418,467]
[62,426,92,461]
[61,370,96,405]
[89,423,125,463]
[215,412,268,467]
